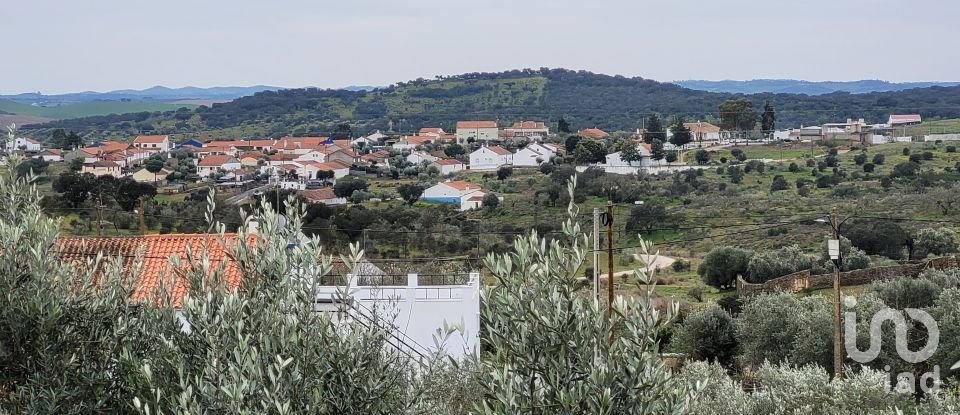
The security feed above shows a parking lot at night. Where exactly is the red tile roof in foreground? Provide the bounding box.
[55,234,253,307]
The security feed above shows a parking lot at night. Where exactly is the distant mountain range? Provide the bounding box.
[0,85,283,105]
[674,79,960,95]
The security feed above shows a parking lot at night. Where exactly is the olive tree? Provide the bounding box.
[698,246,752,289]
[914,228,958,259]
[671,305,738,366]
[475,177,701,413]
[746,245,817,283]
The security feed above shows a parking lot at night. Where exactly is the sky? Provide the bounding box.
[4,0,960,94]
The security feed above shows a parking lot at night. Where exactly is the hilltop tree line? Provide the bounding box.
[23,68,960,141]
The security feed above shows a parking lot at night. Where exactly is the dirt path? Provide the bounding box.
[605,254,677,279]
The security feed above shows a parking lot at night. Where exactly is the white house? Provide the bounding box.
[431,159,466,175]
[605,142,655,167]
[406,150,438,165]
[281,161,350,181]
[314,272,481,359]
[37,149,63,162]
[82,160,122,177]
[456,121,498,144]
[197,155,242,178]
[6,137,42,152]
[300,187,347,206]
[513,143,558,167]
[421,180,487,211]
[132,135,172,152]
[888,114,922,127]
[469,146,512,170]
[392,136,431,151]
[353,130,387,148]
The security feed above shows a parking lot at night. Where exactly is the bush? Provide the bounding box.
[853,153,868,165]
[736,293,833,369]
[824,155,838,167]
[665,152,678,163]
[694,149,710,165]
[828,148,839,156]
[496,166,513,180]
[909,153,923,163]
[698,246,752,289]
[947,145,957,153]
[923,151,935,160]
[719,156,728,163]
[538,162,555,175]
[903,147,911,156]
[845,219,910,259]
[730,147,746,161]
[872,153,885,165]
[805,158,816,167]
[890,162,920,178]
[770,175,789,191]
[797,186,811,197]
[671,258,691,273]
[672,305,738,366]
[482,193,500,209]
[914,228,958,259]
[862,162,875,173]
[744,160,765,174]
[788,162,800,172]
[728,166,743,184]
[686,287,703,302]
[868,277,941,309]
[746,246,817,283]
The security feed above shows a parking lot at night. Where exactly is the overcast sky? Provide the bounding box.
[4,0,958,94]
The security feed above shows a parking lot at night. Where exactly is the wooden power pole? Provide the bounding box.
[139,198,147,235]
[606,200,614,319]
[831,207,843,379]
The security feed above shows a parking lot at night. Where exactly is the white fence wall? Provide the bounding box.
[316,273,481,360]
[924,134,960,142]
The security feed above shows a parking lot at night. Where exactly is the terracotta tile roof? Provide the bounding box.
[300,188,338,202]
[276,137,329,150]
[889,114,922,124]
[101,153,126,162]
[434,159,463,166]
[456,121,497,129]
[684,122,721,134]
[198,155,238,167]
[269,153,299,162]
[134,135,169,144]
[510,121,547,129]
[239,151,264,160]
[486,146,511,155]
[55,234,252,307]
[419,127,445,135]
[360,151,389,162]
[24,137,40,144]
[41,149,62,155]
[466,194,485,202]
[445,180,481,191]
[578,128,609,139]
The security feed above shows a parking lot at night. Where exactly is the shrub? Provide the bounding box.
[496,166,513,180]
[824,155,838,167]
[868,278,941,309]
[862,162,875,173]
[728,166,743,184]
[698,246,753,289]
[797,186,811,197]
[716,166,726,175]
[770,175,789,191]
[746,246,817,283]
[947,145,957,153]
[672,305,738,366]
[736,293,833,369]
[665,152,678,163]
[914,228,958,259]
[694,149,710,165]
[923,151,935,160]
[845,219,910,259]
[744,160,765,174]
[903,147,911,156]
[853,153,868,165]
[730,147,746,161]
[686,287,703,302]
[788,162,800,172]
[909,153,923,163]
[890,161,920,178]
[671,258,691,273]
[830,184,859,198]
[719,156,728,163]
[806,158,816,167]
[872,153,885,165]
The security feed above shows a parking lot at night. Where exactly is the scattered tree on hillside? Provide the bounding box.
[496,166,513,180]
[333,177,368,198]
[760,101,776,137]
[113,178,157,211]
[845,219,910,259]
[557,117,571,133]
[914,228,958,259]
[564,135,581,153]
[718,98,758,138]
[573,140,606,164]
[614,139,641,163]
[444,143,465,157]
[650,139,665,164]
[694,149,710,165]
[668,116,692,148]
[643,114,665,144]
[482,193,500,210]
[698,246,753,289]
[396,183,424,205]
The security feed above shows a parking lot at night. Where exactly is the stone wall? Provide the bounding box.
[737,256,959,296]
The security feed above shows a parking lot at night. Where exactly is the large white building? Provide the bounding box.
[469,146,512,170]
[504,121,550,139]
[513,143,559,167]
[456,121,498,144]
[6,137,42,152]
[132,135,172,152]
[431,159,466,175]
[605,142,655,167]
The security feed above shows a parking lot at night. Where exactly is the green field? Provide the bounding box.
[0,99,198,120]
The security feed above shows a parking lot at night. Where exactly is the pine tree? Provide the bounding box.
[761,101,776,138]
[669,116,693,148]
[643,114,665,144]
[651,139,666,164]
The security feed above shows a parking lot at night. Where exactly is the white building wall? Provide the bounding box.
[422,183,461,199]
[315,273,481,359]
[457,127,499,144]
[469,148,509,170]
[436,163,466,175]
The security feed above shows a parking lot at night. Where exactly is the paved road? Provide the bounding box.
[225,183,275,205]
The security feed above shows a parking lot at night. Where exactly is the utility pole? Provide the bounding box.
[139,198,146,235]
[593,208,600,302]
[606,200,614,319]
[95,194,103,236]
[829,206,843,379]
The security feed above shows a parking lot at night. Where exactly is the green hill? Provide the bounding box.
[0,99,197,120]
[24,69,960,139]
